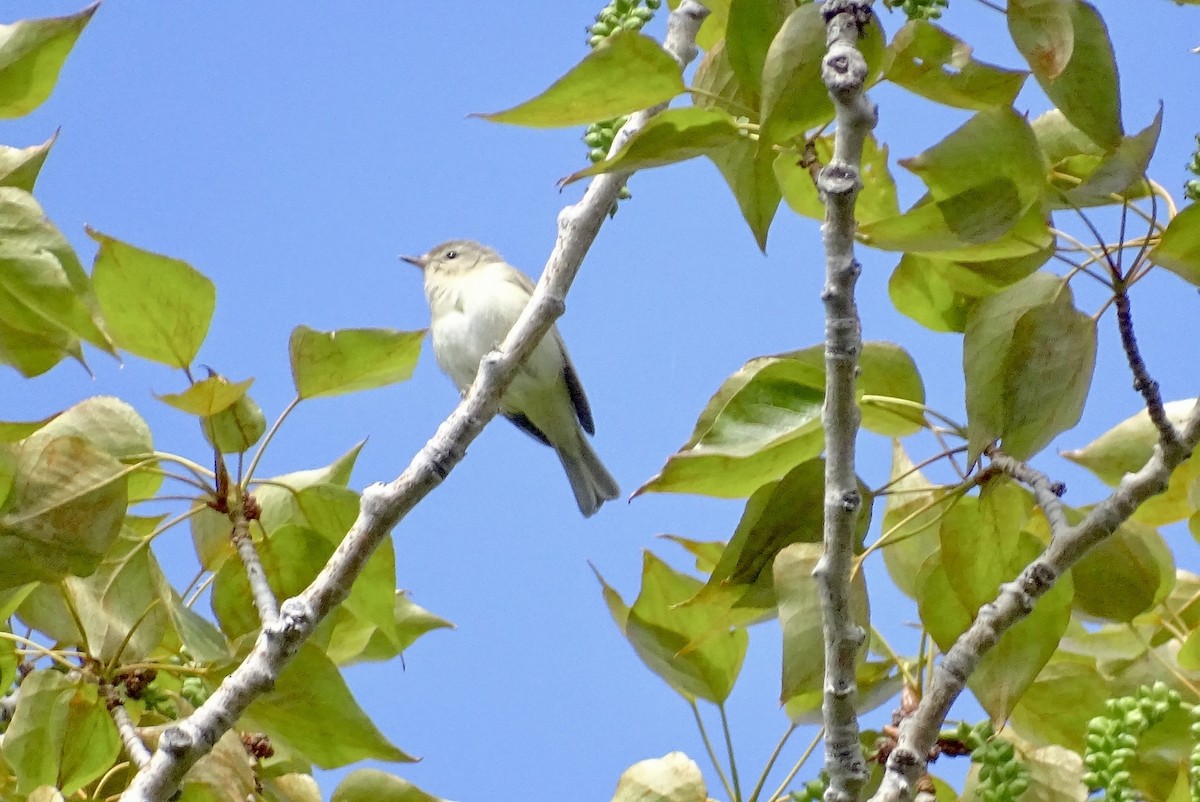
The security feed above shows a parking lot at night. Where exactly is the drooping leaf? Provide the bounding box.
[759,3,884,146]
[242,642,414,767]
[479,32,684,127]
[880,441,960,600]
[883,20,1027,110]
[637,342,924,497]
[0,4,97,118]
[289,325,424,399]
[200,388,266,455]
[89,228,215,368]
[1008,0,1122,149]
[0,435,127,588]
[963,273,1094,462]
[707,137,781,251]
[563,107,742,185]
[1057,107,1160,208]
[725,0,794,103]
[938,480,1032,615]
[776,542,869,715]
[1069,515,1174,621]
[32,396,158,501]
[1150,203,1200,286]
[596,553,747,703]
[332,769,449,802]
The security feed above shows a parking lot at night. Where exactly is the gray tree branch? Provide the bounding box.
[870,400,1200,802]
[814,2,877,800]
[119,5,710,799]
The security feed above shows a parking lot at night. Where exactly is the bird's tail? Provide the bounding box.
[559,433,620,518]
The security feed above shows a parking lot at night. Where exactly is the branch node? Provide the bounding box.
[161,726,193,756]
[1023,563,1056,595]
[818,163,860,197]
[839,489,861,512]
[271,597,314,638]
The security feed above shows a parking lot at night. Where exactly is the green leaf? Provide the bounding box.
[158,375,253,416]
[200,389,266,454]
[725,0,794,103]
[1009,658,1110,752]
[596,553,748,703]
[0,4,97,118]
[1150,203,1200,286]
[0,434,127,588]
[918,532,1072,722]
[243,642,414,767]
[1069,515,1174,621]
[860,186,1053,260]
[57,683,120,795]
[89,228,215,368]
[1008,0,1122,149]
[708,137,781,251]
[290,325,424,399]
[963,273,1094,462]
[637,342,924,497]
[1023,745,1088,802]
[1,670,73,793]
[1063,399,1198,524]
[775,133,899,226]
[332,769,449,802]
[33,395,158,502]
[357,591,454,662]
[692,40,756,120]
[759,3,884,145]
[880,440,959,600]
[882,20,1027,110]
[938,481,1033,614]
[479,32,684,127]
[1056,107,1160,208]
[0,415,57,443]
[776,542,869,716]
[0,134,55,191]
[1,671,118,795]
[564,107,741,185]
[610,752,709,802]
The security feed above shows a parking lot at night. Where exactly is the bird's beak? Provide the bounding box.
[400,254,428,269]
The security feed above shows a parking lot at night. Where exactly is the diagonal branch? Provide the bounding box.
[870,400,1200,802]
[814,2,877,801]
[118,4,710,800]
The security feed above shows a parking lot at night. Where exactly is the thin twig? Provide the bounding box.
[719,703,743,801]
[106,685,153,769]
[691,700,735,802]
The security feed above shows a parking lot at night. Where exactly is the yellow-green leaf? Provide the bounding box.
[0,4,97,118]
[289,325,424,399]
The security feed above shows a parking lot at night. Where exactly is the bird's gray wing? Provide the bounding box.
[504,411,552,446]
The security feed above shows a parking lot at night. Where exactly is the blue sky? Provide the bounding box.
[5,2,1199,800]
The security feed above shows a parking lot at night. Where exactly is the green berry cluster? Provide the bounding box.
[584,116,629,166]
[789,772,828,802]
[1185,133,1200,203]
[896,0,949,20]
[1083,681,1181,800]
[181,674,211,707]
[941,721,1029,802]
[587,0,662,48]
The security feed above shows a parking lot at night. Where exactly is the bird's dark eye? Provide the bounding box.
[446,250,458,260]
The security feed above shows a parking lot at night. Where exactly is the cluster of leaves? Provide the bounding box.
[486,0,1200,799]
[0,6,453,800]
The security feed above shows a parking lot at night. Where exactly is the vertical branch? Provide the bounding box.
[814,2,876,800]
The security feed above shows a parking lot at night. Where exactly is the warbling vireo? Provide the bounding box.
[403,240,620,517]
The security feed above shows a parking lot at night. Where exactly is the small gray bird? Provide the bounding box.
[403,240,620,517]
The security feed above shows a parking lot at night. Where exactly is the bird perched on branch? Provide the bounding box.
[403,240,619,517]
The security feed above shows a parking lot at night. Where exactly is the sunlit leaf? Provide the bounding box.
[479,32,684,127]
[1057,107,1160,208]
[880,441,959,600]
[0,134,55,192]
[0,4,97,118]
[200,389,266,454]
[610,752,708,802]
[775,134,899,226]
[725,0,794,103]
[0,435,126,588]
[938,480,1033,614]
[242,642,414,767]
[883,20,1026,110]
[1009,657,1110,752]
[1009,0,1122,149]
[637,342,923,497]
[1150,203,1200,286]
[332,769,449,802]
[1069,515,1174,621]
[596,554,747,703]
[89,228,214,368]
[563,107,742,185]
[158,375,253,416]
[290,326,424,399]
[707,137,780,251]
